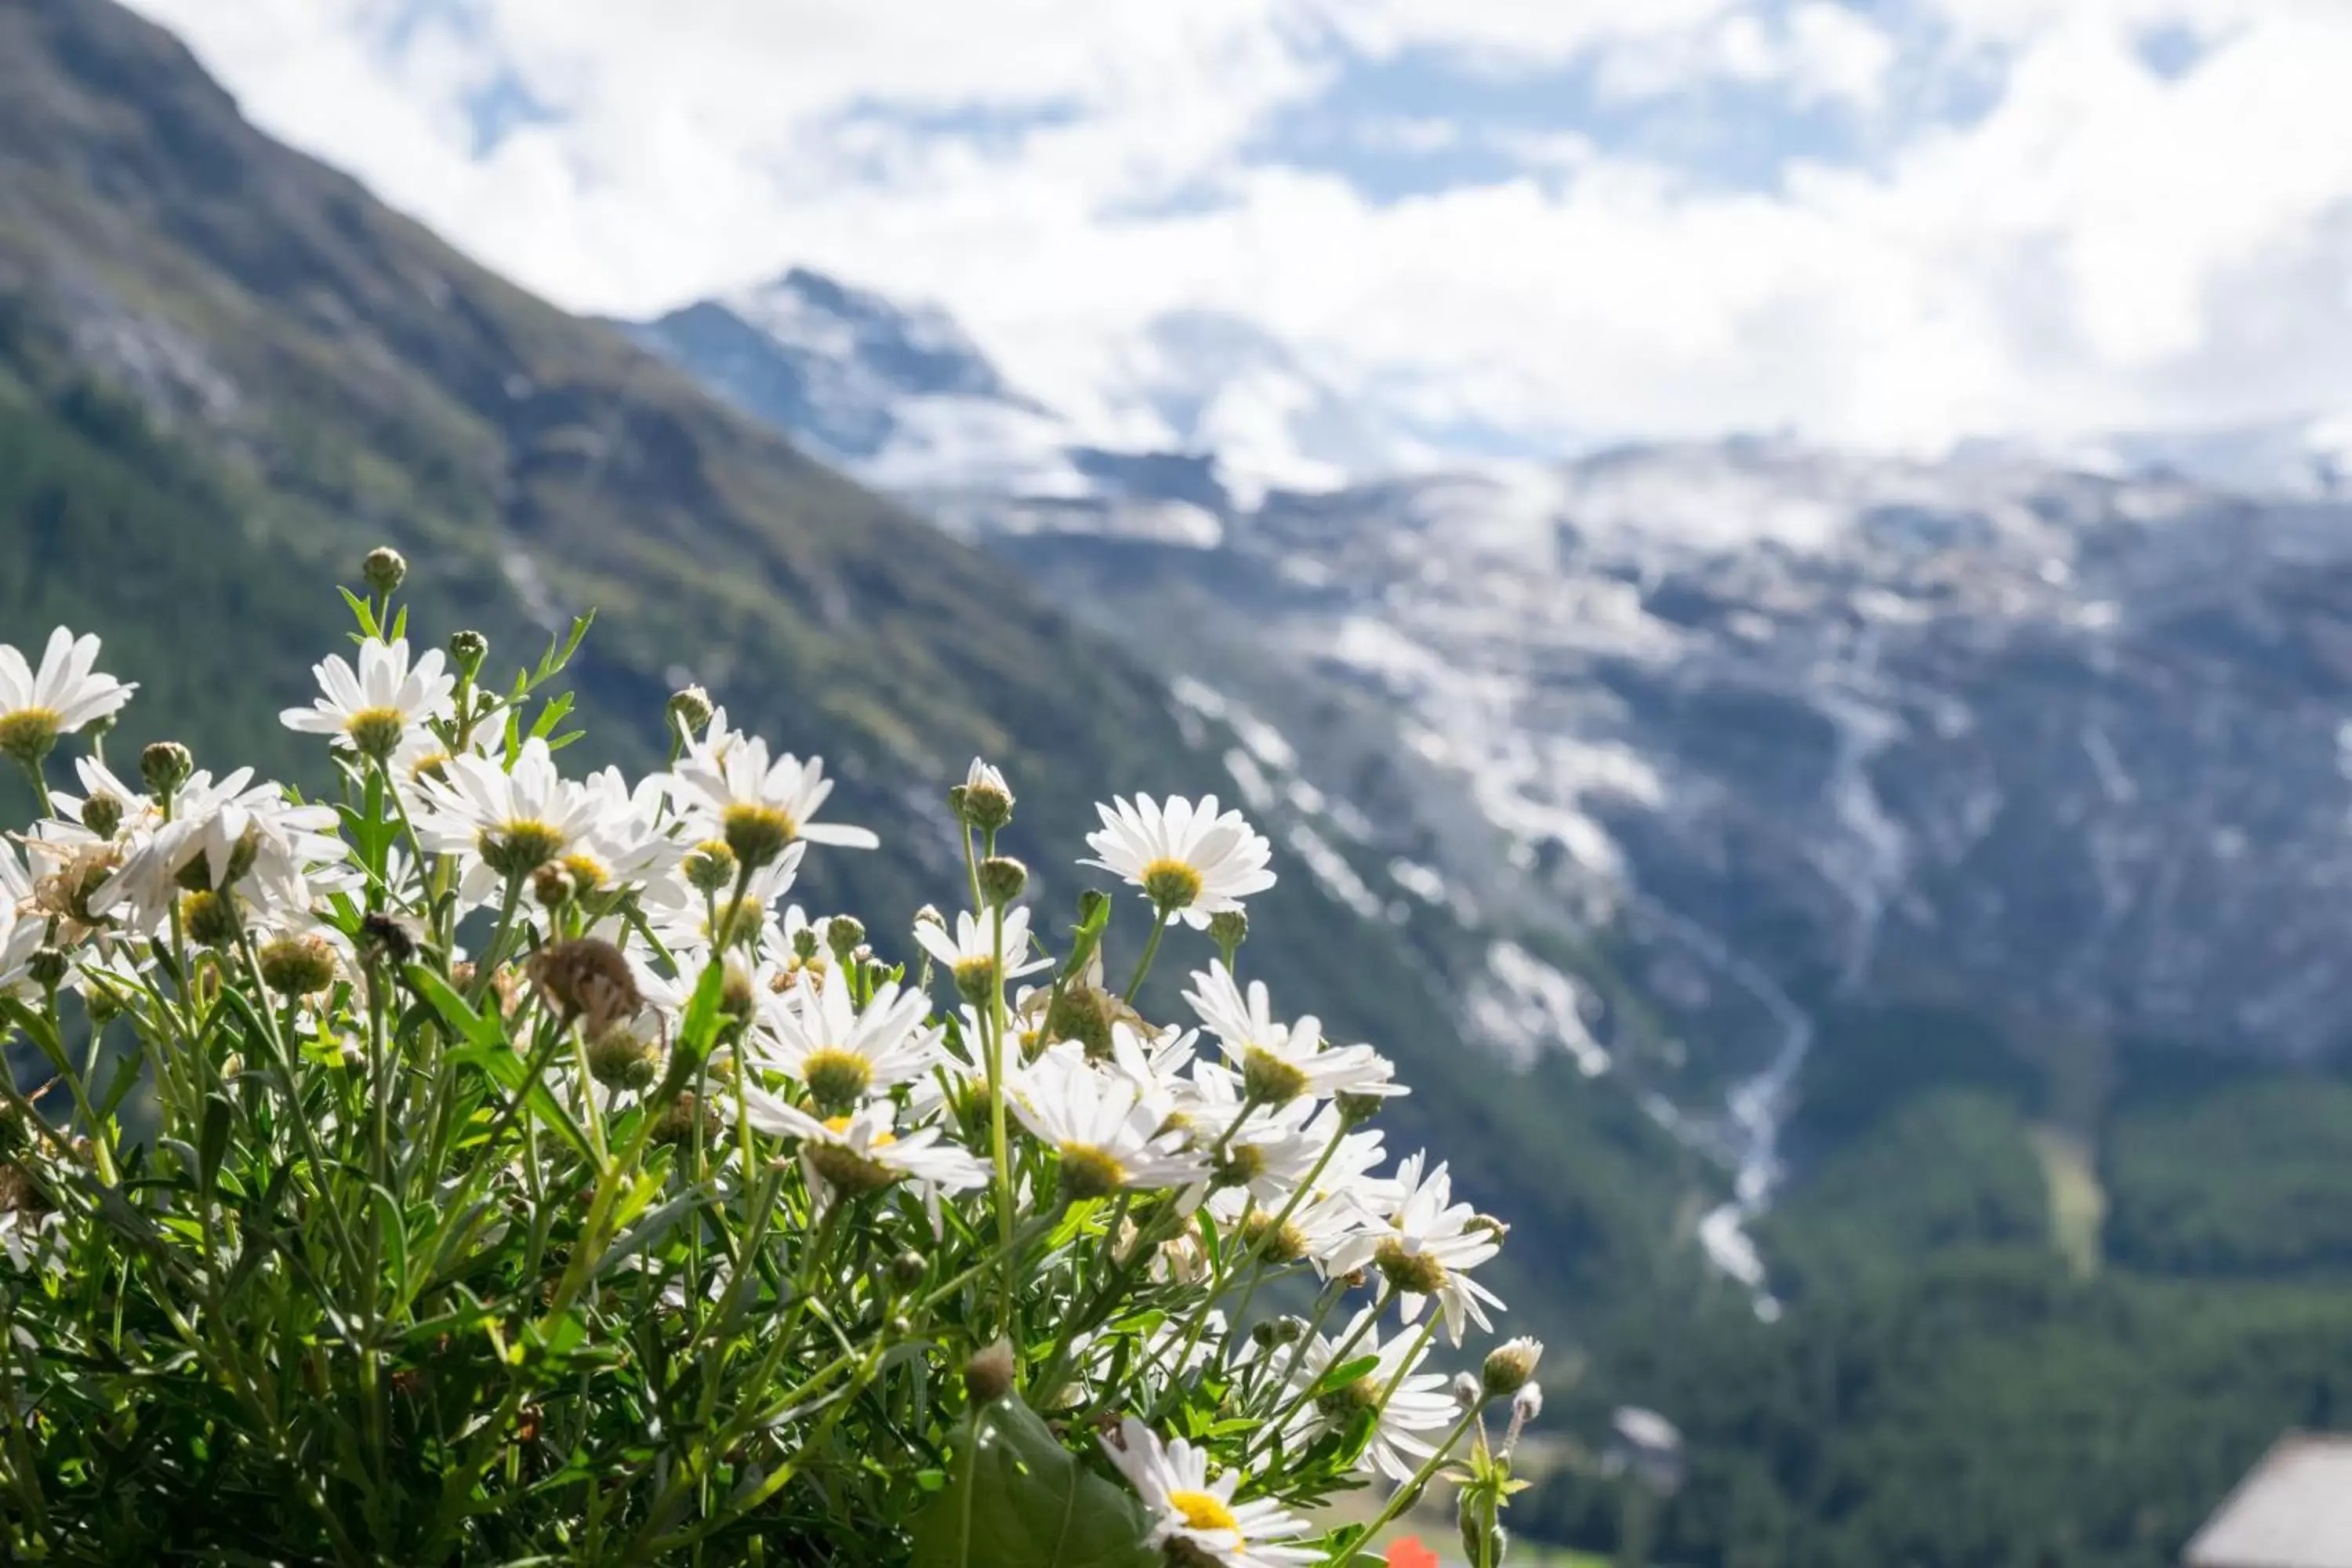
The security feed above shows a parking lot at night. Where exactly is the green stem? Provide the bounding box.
[1332,1400,1491,1568]
[1123,905,1173,1004]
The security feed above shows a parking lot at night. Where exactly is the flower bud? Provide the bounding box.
[1481,1337,1544,1399]
[1044,984,1120,1062]
[1468,1214,1511,1245]
[977,855,1028,907]
[1250,1315,1307,1349]
[1335,1091,1386,1127]
[888,1249,928,1291]
[1459,1512,1508,1566]
[79,792,124,839]
[964,1339,1017,1404]
[257,933,339,997]
[667,686,714,735]
[1207,909,1248,953]
[720,963,758,1022]
[140,741,193,797]
[913,904,946,931]
[825,916,865,964]
[648,1091,723,1147]
[681,839,736,896]
[1453,1371,1483,1409]
[954,763,1014,833]
[26,947,68,989]
[84,983,126,1025]
[361,546,407,596]
[792,924,822,963]
[532,863,576,910]
[1512,1381,1544,1424]
[1076,887,1109,924]
[448,629,488,677]
[180,889,240,949]
[586,1025,660,1091]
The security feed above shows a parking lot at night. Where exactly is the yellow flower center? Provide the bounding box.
[1169,1490,1238,1534]
[820,1113,896,1147]
[1057,1142,1128,1201]
[343,705,408,760]
[0,706,63,765]
[801,1048,875,1111]
[1138,856,1204,911]
[721,802,797,870]
[561,851,611,891]
[479,819,567,877]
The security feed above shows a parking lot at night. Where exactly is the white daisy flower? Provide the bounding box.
[278,637,456,761]
[1102,1418,1319,1568]
[735,1094,987,1203]
[1184,1063,1328,1209]
[1285,1308,1458,1480]
[0,628,136,767]
[93,770,345,936]
[411,738,607,906]
[954,756,1014,827]
[669,733,877,870]
[640,848,805,954]
[565,766,685,895]
[748,975,942,1109]
[1081,795,1273,929]
[1011,1044,1207,1201]
[1323,1152,1504,1346]
[1185,962,1403,1105]
[1,840,46,998]
[913,906,1048,1000]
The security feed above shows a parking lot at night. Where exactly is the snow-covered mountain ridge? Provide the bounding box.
[631,270,2352,1297]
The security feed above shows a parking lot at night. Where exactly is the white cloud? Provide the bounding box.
[121,0,2352,459]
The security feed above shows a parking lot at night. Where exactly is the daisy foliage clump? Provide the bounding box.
[0,555,1544,1566]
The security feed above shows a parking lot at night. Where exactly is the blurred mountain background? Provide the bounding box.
[7,2,2352,1563]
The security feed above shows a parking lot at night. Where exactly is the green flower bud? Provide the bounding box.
[1207,908,1248,954]
[140,741,193,797]
[1336,1091,1387,1127]
[825,916,865,963]
[683,839,738,895]
[26,947,69,989]
[586,1026,661,1091]
[78,792,124,839]
[648,1091,721,1147]
[361,546,407,596]
[257,933,339,997]
[448,629,489,678]
[180,889,241,949]
[888,1249,928,1291]
[667,685,714,735]
[1481,1337,1544,1399]
[977,855,1028,907]
[532,862,576,910]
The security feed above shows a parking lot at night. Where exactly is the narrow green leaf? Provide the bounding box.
[406,965,504,1051]
[1312,1354,1382,1398]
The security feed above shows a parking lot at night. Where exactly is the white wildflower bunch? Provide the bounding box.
[0,553,1540,1566]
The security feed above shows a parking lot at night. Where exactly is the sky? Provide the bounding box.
[122,0,2352,467]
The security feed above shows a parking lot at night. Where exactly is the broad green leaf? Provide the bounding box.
[906,1393,1155,1568]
